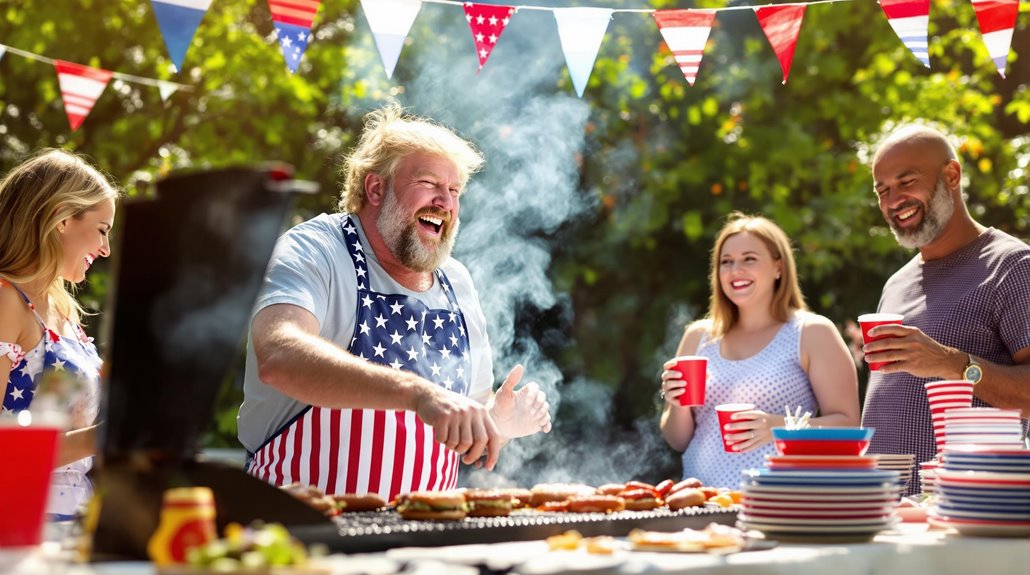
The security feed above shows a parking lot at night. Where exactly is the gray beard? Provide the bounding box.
[890,178,955,250]
[376,186,459,273]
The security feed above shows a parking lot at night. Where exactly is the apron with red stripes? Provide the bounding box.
[248,216,473,500]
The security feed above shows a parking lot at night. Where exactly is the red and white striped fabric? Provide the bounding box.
[248,407,458,500]
[878,0,931,68]
[54,60,112,132]
[969,0,1018,78]
[754,4,806,85]
[652,9,716,86]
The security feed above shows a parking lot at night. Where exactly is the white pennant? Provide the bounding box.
[0,46,6,63]
[360,0,422,79]
[158,80,179,101]
[553,7,613,98]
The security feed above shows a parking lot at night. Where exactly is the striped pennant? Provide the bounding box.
[652,9,716,86]
[878,0,931,68]
[969,0,1018,78]
[463,3,516,72]
[268,0,323,73]
[754,5,806,85]
[54,60,112,132]
[360,0,422,79]
[149,0,212,72]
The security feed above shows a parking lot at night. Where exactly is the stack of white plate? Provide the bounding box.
[943,408,1025,448]
[919,459,940,494]
[929,445,1030,537]
[875,454,915,492]
[738,466,900,542]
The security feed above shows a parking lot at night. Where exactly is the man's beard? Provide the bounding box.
[377,186,459,273]
[889,177,955,250]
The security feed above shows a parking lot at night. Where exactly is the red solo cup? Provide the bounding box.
[715,403,755,452]
[0,421,60,547]
[857,313,904,371]
[925,380,976,390]
[671,356,708,406]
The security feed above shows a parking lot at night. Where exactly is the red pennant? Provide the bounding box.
[463,3,515,71]
[54,60,112,132]
[754,5,806,85]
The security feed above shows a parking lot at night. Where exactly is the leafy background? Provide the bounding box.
[2,0,1027,486]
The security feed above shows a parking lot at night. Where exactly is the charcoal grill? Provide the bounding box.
[291,506,737,553]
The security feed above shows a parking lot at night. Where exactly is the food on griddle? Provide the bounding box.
[529,483,596,507]
[537,500,569,512]
[495,487,533,508]
[655,479,675,497]
[668,477,703,495]
[595,483,625,496]
[333,492,387,512]
[280,483,338,517]
[665,488,706,510]
[464,489,514,517]
[618,487,663,511]
[396,491,467,521]
[566,494,626,514]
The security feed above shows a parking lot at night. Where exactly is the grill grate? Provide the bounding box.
[291,506,737,553]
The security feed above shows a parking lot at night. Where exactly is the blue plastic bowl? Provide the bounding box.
[771,427,875,441]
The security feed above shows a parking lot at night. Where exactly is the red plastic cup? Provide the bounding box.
[0,421,60,547]
[671,356,708,406]
[858,313,904,371]
[716,403,755,452]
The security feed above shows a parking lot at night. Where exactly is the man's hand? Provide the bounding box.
[414,384,502,470]
[863,324,965,379]
[488,365,552,440]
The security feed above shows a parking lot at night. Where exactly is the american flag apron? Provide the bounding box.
[248,217,473,500]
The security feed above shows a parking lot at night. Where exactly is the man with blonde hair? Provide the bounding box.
[238,105,551,500]
[861,124,1030,491]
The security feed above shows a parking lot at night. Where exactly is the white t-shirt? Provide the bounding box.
[237,213,494,452]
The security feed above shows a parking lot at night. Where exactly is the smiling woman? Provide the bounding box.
[0,148,120,519]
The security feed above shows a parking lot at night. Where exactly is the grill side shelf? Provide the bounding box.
[291,507,737,553]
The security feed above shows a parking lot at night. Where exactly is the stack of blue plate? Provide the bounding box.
[929,445,1030,537]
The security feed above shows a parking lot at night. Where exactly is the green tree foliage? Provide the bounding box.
[2,1,1027,477]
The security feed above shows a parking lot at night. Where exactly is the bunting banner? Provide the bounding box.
[754,4,806,84]
[360,0,423,79]
[0,46,6,63]
[158,80,180,101]
[149,0,212,72]
[969,0,1019,78]
[269,0,323,74]
[553,7,613,98]
[463,2,516,72]
[652,9,717,87]
[54,60,113,132]
[878,0,931,68]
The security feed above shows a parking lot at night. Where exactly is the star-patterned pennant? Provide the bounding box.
[754,4,806,85]
[54,60,112,132]
[149,0,212,72]
[463,2,516,72]
[268,0,323,74]
[360,0,422,79]
[878,0,931,68]
[652,9,716,87]
[553,7,613,98]
[969,0,1018,78]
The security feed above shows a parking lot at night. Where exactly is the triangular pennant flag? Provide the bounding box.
[54,60,112,132]
[969,0,1018,78]
[463,3,515,72]
[554,7,613,97]
[878,0,931,68]
[149,0,212,72]
[360,0,422,79]
[158,80,179,101]
[754,5,806,85]
[652,9,716,87]
[268,0,323,74]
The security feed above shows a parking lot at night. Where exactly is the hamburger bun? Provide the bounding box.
[495,488,533,508]
[566,495,626,514]
[334,492,387,512]
[397,491,467,521]
[464,489,514,517]
[280,482,337,516]
[529,483,595,507]
[666,488,706,510]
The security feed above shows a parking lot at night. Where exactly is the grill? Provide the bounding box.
[291,506,737,553]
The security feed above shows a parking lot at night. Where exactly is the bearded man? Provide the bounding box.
[237,105,551,500]
[861,124,1030,488]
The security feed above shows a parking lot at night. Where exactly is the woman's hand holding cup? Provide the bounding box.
[660,356,708,407]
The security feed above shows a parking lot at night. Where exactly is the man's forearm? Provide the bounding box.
[972,359,1030,415]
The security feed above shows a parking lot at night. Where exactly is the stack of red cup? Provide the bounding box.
[924,380,975,454]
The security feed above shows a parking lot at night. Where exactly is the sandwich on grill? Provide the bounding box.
[334,492,387,512]
[396,491,468,521]
[464,489,514,517]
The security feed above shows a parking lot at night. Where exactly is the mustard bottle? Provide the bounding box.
[146,487,217,566]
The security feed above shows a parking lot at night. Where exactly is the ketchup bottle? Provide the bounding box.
[146,487,217,565]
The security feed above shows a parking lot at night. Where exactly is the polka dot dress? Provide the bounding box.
[680,312,818,488]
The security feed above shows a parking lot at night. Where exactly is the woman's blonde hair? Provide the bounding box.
[338,103,485,213]
[705,212,807,338]
[0,149,119,324]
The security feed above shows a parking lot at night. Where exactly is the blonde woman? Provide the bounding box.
[0,149,119,519]
[659,213,859,487]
